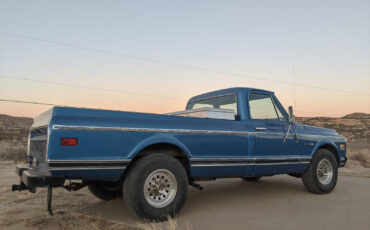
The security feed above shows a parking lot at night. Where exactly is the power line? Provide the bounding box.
[0,99,60,106]
[0,75,185,100]
[1,31,369,96]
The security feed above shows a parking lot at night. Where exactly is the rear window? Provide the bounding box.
[186,95,237,115]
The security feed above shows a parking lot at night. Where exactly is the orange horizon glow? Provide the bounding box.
[1,83,369,119]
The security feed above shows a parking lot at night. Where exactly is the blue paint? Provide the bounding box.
[29,87,346,181]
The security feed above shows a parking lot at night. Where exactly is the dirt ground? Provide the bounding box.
[1,162,370,230]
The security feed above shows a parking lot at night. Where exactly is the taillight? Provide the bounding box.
[61,138,78,146]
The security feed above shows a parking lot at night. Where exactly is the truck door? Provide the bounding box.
[247,93,302,175]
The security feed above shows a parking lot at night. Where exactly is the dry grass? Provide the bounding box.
[350,153,370,168]
[9,212,191,230]
[138,217,192,230]
[0,140,27,162]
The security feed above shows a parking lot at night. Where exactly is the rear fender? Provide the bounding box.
[127,134,192,159]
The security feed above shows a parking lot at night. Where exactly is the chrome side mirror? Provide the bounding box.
[288,106,294,123]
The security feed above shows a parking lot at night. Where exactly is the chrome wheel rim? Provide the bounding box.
[316,159,333,185]
[143,169,177,208]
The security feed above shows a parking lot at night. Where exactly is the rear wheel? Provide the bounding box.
[123,153,188,221]
[242,176,261,182]
[302,149,338,194]
[88,181,122,201]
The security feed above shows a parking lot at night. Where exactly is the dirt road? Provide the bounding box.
[1,162,370,230]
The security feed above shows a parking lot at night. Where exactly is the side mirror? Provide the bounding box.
[288,106,294,123]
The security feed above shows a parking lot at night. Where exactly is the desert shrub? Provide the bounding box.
[350,153,370,168]
[0,141,27,162]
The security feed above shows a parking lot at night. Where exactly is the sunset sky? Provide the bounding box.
[0,0,369,118]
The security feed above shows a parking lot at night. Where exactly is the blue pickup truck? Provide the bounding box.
[13,87,347,220]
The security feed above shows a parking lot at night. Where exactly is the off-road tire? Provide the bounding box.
[302,149,338,194]
[123,153,188,221]
[88,181,122,201]
[242,176,261,182]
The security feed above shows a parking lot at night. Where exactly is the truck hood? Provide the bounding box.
[299,124,338,135]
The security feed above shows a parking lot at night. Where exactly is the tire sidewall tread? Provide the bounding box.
[302,149,338,194]
[123,153,188,221]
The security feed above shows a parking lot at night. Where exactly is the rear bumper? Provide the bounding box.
[15,164,65,188]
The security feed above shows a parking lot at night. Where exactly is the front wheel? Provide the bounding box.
[123,153,188,221]
[302,149,338,194]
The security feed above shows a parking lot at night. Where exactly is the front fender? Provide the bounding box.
[127,133,192,159]
[310,138,340,160]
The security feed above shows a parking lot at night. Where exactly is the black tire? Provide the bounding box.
[302,149,338,194]
[123,153,188,221]
[88,181,122,201]
[242,176,261,182]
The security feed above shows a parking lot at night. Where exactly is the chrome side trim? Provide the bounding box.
[49,166,126,171]
[52,125,344,141]
[190,156,312,166]
[53,125,251,136]
[190,157,311,162]
[192,162,310,167]
[47,159,131,163]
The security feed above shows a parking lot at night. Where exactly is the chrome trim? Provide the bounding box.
[53,125,344,141]
[49,166,126,171]
[53,125,250,135]
[192,162,311,167]
[30,136,48,141]
[190,157,312,162]
[47,159,131,163]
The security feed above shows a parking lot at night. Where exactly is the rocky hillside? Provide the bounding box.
[0,112,369,143]
[296,113,370,142]
[0,114,33,161]
[0,114,33,142]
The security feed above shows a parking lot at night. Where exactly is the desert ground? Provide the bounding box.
[0,113,369,229]
[1,162,370,230]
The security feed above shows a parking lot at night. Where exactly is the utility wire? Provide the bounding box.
[0,75,185,100]
[1,31,369,96]
[0,99,60,106]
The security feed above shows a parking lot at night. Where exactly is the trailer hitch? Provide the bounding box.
[12,183,36,193]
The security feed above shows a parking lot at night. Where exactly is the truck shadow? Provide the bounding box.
[78,175,307,224]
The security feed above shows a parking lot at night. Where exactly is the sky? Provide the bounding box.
[0,0,369,118]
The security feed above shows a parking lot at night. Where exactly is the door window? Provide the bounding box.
[249,93,279,120]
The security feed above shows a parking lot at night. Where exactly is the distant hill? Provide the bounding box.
[0,112,369,143]
[296,113,370,142]
[0,114,33,142]
[341,113,370,120]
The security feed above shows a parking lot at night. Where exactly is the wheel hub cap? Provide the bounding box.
[316,159,333,185]
[144,169,177,208]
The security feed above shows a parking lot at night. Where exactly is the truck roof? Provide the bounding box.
[188,87,273,103]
